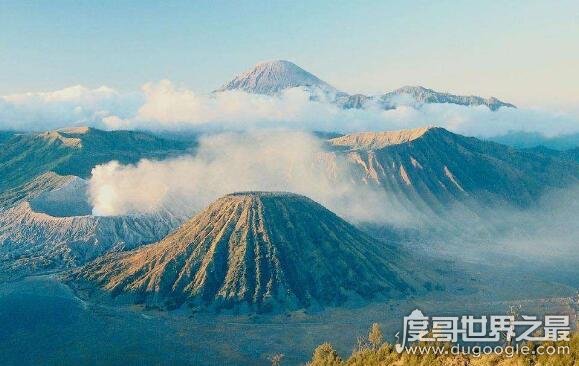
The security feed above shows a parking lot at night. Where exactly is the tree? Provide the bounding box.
[368,323,384,350]
[268,353,284,366]
[308,342,342,366]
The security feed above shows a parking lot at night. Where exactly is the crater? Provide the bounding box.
[29,176,93,217]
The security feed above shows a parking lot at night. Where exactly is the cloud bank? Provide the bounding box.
[88,131,407,224]
[0,85,142,131]
[1,81,578,138]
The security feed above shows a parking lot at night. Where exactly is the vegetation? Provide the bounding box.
[306,323,577,366]
[268,353,284,366]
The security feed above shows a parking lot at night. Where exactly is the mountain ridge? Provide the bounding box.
[329,126,433,150]
[215,60,515,110]
[0,127,194,194]
[324,126,579,215]
[380,86,516,110]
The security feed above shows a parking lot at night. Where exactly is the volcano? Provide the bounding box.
[0,176,184,280]
[215,60,339,96]
[69,192,436,312]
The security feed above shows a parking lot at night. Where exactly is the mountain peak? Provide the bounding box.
[329,126,438,150]
[226,190,303,199]
[215,60,338,95]
[40,126,108,147]
[0,127,192,193]
[69,191,432,312]
[56,126,93,135]
[40,130,85,148]
[254,59,297,68]
[397,85,430,92]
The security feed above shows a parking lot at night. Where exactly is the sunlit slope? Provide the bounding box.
[70,192,439,312]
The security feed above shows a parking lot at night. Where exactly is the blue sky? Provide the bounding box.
[0,0,578,106]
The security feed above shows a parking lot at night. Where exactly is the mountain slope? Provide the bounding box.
[0,127,193,193]
[0,131,16,145]
[69,192,437,312]
[0,171,74,209]
[215,60,339,95]
[327,127,579,213]
[522,146,579,163]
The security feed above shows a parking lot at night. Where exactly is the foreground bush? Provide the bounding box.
[306,323,577,366]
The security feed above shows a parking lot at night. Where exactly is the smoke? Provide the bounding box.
[88,131,408,225]
[86,128,579,278]
[1,81,578,138]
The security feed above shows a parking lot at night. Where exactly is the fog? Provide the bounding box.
[88,130,410,225]
[490,185,579,262]
[87,127,578,266]
[417,184,579,272]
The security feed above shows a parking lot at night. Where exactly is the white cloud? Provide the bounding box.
[104,80,342,131]
[0,85,142,131]
[88,131,406,225]
[1,81,578,138]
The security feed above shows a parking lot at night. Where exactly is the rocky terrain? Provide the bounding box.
[0,177,184,280]
[1,126,577,283]
[69,192,439,312]
[0,171,74,209]
[0,125,576,365]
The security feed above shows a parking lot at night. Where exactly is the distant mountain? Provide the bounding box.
[0,127,193,193]
[215,60,340,96]
[336,93,372,109]
[68,192,438,312]
[0,177,183,280]
[486,131,579,150]
[215,60,515,110]
[326,127,579,214]
[379,86,515,111]
[521,146,579,163]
